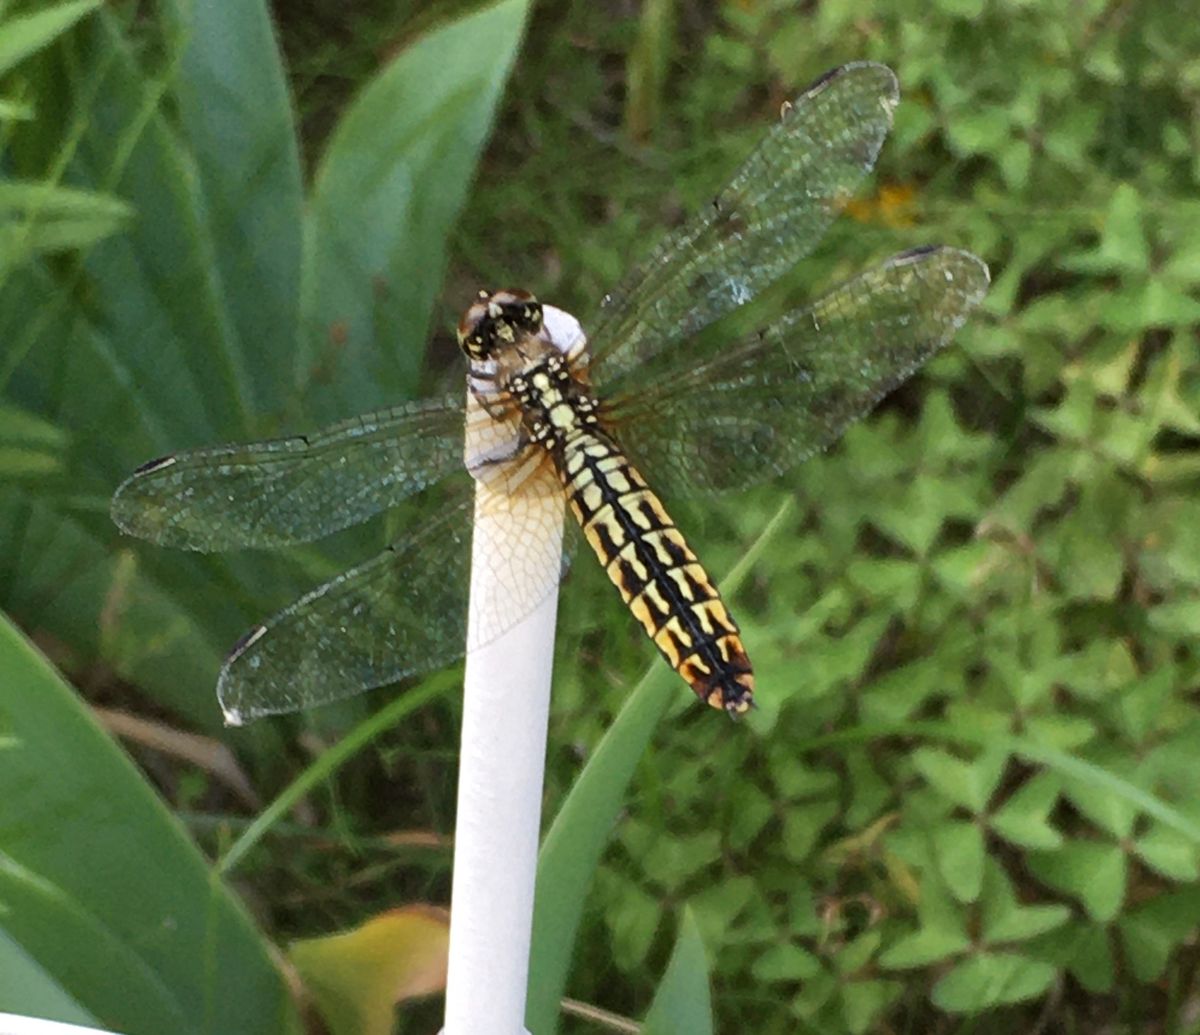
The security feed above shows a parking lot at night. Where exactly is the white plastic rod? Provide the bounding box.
[441,306,578,1035]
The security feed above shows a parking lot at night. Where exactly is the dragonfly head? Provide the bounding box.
[457,289,544,361]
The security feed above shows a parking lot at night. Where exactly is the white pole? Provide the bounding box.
[441,306,578,1035]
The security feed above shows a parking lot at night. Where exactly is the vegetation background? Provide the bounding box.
[2,0,1199,1033]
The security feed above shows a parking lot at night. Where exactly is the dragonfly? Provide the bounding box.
[111,62,989,725]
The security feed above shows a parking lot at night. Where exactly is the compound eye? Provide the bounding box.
[457,295,494,358]
[488,289,542,334]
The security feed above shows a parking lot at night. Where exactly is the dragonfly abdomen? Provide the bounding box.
[558,427,754,716]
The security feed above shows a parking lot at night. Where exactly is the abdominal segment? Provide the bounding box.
[557,428,754,716]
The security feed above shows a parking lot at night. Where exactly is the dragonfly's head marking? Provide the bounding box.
[457,288,543,361]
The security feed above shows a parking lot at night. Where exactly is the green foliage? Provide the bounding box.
[3,0,1200,1033]
[485,1,1200,1031]
[0,0,100,76]
[0,614,299,1033]
[0,0,528,1030]
[640,908,714,1035]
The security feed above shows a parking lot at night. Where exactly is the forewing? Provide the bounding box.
[217,462,567,723]
[111,395,471,550]
[607,247,990,495]
[587,62,899,380]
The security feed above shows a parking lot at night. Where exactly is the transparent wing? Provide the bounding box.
[587,62,899,381]
[605,247,990,496]
[111,395,473,550]
[217,462,567,724]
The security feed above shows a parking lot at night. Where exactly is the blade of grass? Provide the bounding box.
[0,0,101,76]
[641,908,713,1035]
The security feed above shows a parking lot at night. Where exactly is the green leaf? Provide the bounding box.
[984,449,1073,534]
[624,0,673,141]
[0,402,68,480]
[44,15,257,446]
[751,943,821,983]
[641,909,713,1035]
[1061,771,1138,839]
[528,501,790,1034]
[158,0,305,418]
[687,878,758,947]
[870,474,951,557]
[879,925,970,969]
[930,540,992,600]
[726,782,774,850]
[529,665,674,1028]
[1027,841,1127,922]
[1052,515,1123,601]
[843,746,893,826]
[1111,667,1177,742]
[1023,713,1097,752]
[911,747,1005,813]
[781,800,839,863]
[859,655,952,724]
[845,556,922,609]
[0,614,298,1033]
[1,497,225,728]
[946,107,1010,156]
[791,966,838,1019]
[0,930,98,1027]
[1098,279,1200,332]
[608,882,661,970]
[932,952,1057,1013]
[806,722,1200,848]
[833,929,882,975]
[979,861,1069,944]
[933,820,986,903]
[1133,823,1199,881]
[0,0,100,75]
[1164,233,1200,283]
[0,96,35,120]
[770,757,839,799]
[641,830,722,891]
[840,978,901,1035]
[302,0,529,418]
[1147,599,1200,638]
[934,0,985,17]
[1118,888,1200,983]
[1062,183,1148,273]
[1031,378,1097,442]
[1031,921,1113,993]
[879,869,969,969]
[989,773,1063,851]
[998,138,1032,189]
[0,181,132,270]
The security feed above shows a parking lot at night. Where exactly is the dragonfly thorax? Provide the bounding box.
[509,353,600,447]
[457,288,544,361]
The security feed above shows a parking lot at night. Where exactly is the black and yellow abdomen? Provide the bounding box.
[559,427,754,716]
[507,352,754,716]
